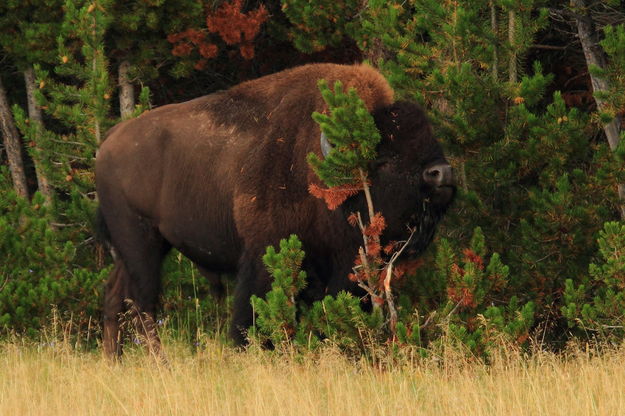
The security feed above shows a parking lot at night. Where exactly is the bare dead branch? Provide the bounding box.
[382,229,415,335]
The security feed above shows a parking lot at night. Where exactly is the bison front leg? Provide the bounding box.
[230,249,272,346]
[196,265,226,300]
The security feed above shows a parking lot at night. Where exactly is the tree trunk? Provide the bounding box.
[0,75,29,199]
[571,0,625,219]
[490,0,498,81]
[118,60,134,119]
[24,66,54,206]
[508,9,517,83]
[92,55,103,145]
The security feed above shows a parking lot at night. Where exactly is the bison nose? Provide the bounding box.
[423,163,454,187]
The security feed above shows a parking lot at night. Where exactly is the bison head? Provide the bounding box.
[339,101,456,256]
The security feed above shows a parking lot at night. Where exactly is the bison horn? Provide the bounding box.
[320,131,333,158]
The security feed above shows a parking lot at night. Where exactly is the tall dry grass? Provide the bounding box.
[2,337,625,416]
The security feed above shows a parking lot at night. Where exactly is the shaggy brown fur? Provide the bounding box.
[96,63,454,356]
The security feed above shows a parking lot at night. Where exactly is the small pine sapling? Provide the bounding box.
[561,221,625,339]
[308,79,414,337]
[307,291,384,355]
[250,235,307,346]
[423,227,535,356]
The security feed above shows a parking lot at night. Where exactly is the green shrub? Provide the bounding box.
[249,234,307,346]
[0,172,107,337]
[250,230,535,360]
[561,221,625,340]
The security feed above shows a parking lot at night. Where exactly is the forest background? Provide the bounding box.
[1,0,624,358]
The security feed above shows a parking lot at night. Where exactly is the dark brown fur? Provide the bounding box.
[95,63,454,355]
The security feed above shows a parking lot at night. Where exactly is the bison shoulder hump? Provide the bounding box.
[230,63,394,114]
[293,63,394,112]
[336,64,394,112]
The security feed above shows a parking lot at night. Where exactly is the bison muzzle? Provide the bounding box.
[95,63,455,358]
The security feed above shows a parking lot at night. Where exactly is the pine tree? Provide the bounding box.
[307,291,385,354]
[107,0,203,116]
[15,0,114,204]
[11,0,117,318]
[392,227,535,356]
[307,78,381,215]
[0,0,65,203]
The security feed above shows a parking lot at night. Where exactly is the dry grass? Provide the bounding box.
[2,339,625,416]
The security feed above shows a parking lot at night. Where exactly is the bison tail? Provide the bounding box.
[95,206,120,261]
[95,206,111,245]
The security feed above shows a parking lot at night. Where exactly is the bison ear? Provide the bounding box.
[320,131,333,158]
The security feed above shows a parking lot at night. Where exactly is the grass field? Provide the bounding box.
[2,338,625,416]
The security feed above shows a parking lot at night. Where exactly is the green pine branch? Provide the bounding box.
[307,79,381,188]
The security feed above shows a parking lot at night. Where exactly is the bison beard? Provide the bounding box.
[95,63,455,357]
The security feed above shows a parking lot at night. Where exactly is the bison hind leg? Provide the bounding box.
[125,299,168,364]
[103,259,126,359]
[99,204,171,362]
[103,259,168,364]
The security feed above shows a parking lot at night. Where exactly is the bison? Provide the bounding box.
[96,63,455,357]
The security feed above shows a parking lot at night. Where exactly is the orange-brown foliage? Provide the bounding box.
[199,43,218,59]
[206,0,268,59]
[450,263,465,277]
[168,0,268,65]
[462,249,484,270]
[194,59,208,70]
[366,240,382,257]
[383,241,398,255]
[447,287,477,309]
[394,259,423,279]
[308,183,362,210]
[347,212,359,227]
[372,295,385,306]
[375,259,423,291]
[171,42,193,57]
[364,213,386,237]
